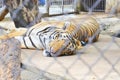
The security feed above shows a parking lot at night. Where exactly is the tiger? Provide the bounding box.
[0,16,100,57]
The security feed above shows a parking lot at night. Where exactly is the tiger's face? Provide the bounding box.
[42,30,82,57]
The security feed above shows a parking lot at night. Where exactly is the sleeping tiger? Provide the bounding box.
[0,16,100,57]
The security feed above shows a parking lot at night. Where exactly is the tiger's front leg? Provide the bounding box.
[0,28,27,40]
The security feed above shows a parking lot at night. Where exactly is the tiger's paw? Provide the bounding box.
[81,41,86,46]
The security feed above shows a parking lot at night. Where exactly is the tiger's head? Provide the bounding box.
[42,29,82,57]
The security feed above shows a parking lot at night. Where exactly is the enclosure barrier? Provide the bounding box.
[0,0,120,80]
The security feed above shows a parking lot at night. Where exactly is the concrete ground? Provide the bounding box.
[21,34,120,80]
[0,13,120,80]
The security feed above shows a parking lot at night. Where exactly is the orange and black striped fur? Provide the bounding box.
[0,16,100,57]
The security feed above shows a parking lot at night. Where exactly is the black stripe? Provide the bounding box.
[28,28,35,36]
[36,28,49,35]
[37,27,59,35]
[37,27,56,35]
[66,34,75,45]
[39,35,46,49]
[49,30,59,39]
[43,37,46,48]
[29,36,38,49]
[23,36,29,49]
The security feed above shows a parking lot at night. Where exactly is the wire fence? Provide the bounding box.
[48,0,75,15]
[0,0,120,80]
[0,0,3,7]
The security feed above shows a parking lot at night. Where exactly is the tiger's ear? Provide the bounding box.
[63,21,71,30]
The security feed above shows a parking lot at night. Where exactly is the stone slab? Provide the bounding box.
[21,35,120,80]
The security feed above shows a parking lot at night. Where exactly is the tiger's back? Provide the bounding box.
[26,21,66,36]
[64,17,100,43]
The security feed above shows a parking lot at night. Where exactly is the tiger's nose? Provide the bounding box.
[43,50,51,57]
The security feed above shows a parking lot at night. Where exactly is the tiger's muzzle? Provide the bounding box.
[43,39,81,57]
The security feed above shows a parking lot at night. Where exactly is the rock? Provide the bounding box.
[0,38,21,80]
[97,17,120,38]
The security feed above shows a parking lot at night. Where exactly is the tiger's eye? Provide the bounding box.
[70,45,72,48]
[55,36,58,39]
